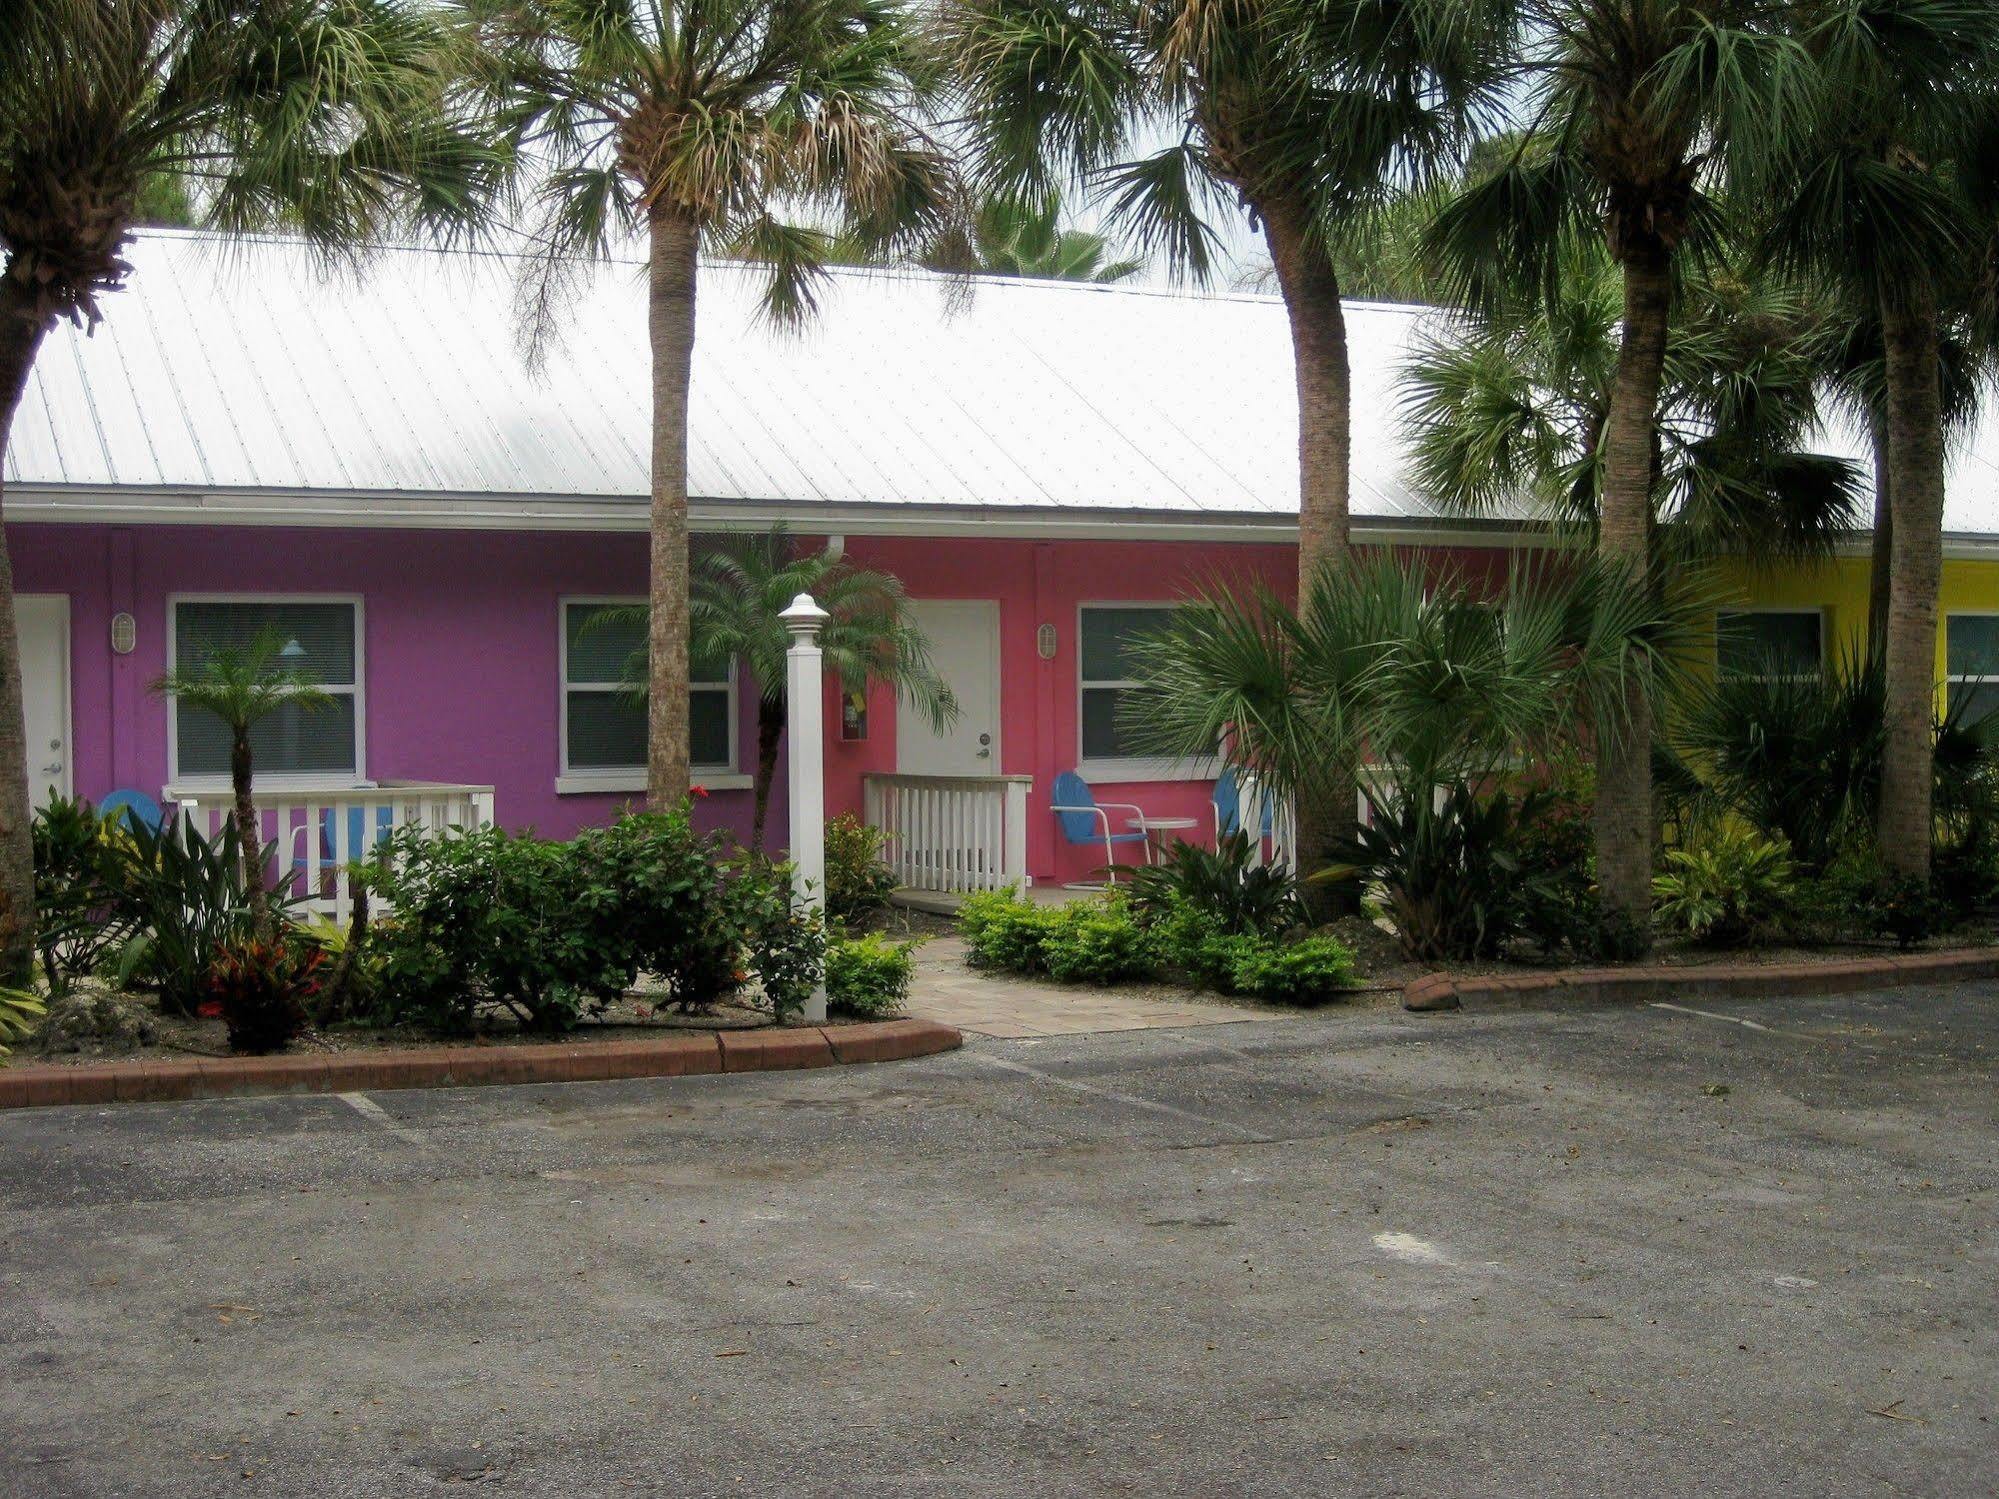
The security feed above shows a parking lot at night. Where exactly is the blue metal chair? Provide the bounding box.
[1050,770,1151,876]
[322,804,396,864]
[96,788,165,833]
[1211,768,1275,845]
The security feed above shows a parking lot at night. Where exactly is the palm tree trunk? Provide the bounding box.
[1260,196,1354,915]
[645,207,699,810]
[1877,289,1946,880]
[1867,408,1892,659]
[0,284,47,982]
[1593,243,1674,946]
[750,698,785,854]
[231,723,272,941]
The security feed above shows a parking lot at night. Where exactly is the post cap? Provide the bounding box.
[780,592,831,633]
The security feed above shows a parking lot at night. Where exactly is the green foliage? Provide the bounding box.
[1224,935,1358,1005]
[1870,873,1948,951]
[1327,783,1552,962]
[1126,832,1301,937]
[1510,776,1601,956]
[112,818,261,1017]
[203,937,326,1054]
[571,809,741,1009]
[0,986,47,1066]
[826,933,916,1018]
[958,889,1151,985]
[32,795,137,995]
[366,825,623,1034]
[729,859,827,1022]
[826,814,899,924]
[1652,827,1797,949]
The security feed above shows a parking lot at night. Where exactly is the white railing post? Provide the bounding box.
[781,592,830,1026]
[1003,777,1029,890]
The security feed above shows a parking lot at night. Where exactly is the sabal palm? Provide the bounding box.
[1746,1,1999,879]
[1122,553,1697,953]
[1402,238,1863,566]
[153,633,334,940]
[948,194,1141,283]
[0,0,496,977]
[1424,0,1794,941]
[461,0,955,811]
[945,0,1508,900]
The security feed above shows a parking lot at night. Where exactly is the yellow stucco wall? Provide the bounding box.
[1715,555,1999,699]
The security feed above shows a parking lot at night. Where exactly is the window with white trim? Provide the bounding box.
[1716,609,1823,681]
[170,599,361,781]
[1078,605,1179,762]
[1947,615,1999,728]
[561,600,734,775]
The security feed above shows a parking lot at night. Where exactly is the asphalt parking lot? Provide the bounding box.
[3,983,1995,1497]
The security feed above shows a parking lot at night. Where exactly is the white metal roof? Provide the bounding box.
[8,228,1999,540]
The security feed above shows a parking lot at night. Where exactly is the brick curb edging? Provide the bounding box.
[1403,948,1999,1013]
[0,1018,963,1110]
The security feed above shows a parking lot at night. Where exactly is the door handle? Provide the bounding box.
[41,763,61,775]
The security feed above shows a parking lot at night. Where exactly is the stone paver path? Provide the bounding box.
[904,935,1261,1038]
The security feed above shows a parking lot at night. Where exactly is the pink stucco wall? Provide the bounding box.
[9,521,1512,887]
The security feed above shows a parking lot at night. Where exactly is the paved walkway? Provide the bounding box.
[905,935,1261,1037]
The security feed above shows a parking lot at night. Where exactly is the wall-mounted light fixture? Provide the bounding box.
[1036,623,1058,660]
[110,612,136,655]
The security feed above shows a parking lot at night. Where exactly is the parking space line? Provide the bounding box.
[1647,1002,1772,1032]
[975,1053,1275,1142]
[337,1091,428,1146]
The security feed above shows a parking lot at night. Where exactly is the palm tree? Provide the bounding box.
[152,632,334,941]
[1752,3,1999,880]
[940,193,1142,282]
[1401,238,1864,565]
[688,528,954,849]
[0,0,497,980]
[1123,552,1696,957]
[944,0,1509,905]
[460,0,956,813]
[1424,2,1796,945]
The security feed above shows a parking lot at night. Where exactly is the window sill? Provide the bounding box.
[556,771,751,796]
[1077,757,1218,785]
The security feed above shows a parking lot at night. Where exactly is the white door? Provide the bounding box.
[899,600,1001,777]
[17,596,71,807]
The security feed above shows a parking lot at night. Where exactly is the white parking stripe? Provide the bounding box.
[337,1091,428,1146]
[975,1053,1274,1142]
[1647,1002,1772,1032]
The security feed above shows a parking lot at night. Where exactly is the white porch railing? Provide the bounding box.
[163,779,496,924]
[863,774,1031,894]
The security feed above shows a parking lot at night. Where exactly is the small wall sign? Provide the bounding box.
[110,612,136,655]
[1036,623,1058,660]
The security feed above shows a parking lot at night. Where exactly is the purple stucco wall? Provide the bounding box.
[9,523,771,842]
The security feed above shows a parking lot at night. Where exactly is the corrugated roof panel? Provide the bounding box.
[7,227,1995,538]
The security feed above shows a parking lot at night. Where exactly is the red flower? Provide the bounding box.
[196,999,223,1019]
[690,785,709,799]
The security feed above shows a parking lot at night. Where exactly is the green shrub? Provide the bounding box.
[1040,898,1152,984]
[1872,872,1947,950]
[1225,935,1357,1005]
[959,888,1058,972]
[1510,784,1599,957]
[203,937,326,1054]
[958,889,1152,985]
[572,808,740,1009]
[112,818,262,1017]
[31,795,137,995]
[730,859,827,1021]
[1127,832,1300,936]
[825,814,898,924]
[1328,782,1547,961]
[826,933,916,1017]
[1652,827,1795,948]
[367,825,619,1034]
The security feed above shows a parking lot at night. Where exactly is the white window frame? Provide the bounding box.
[165,593,366,792]
[1946,611,1999,718]
[1715,606,1826,682]
[556,596,747,795]
[1076,601,1216,783]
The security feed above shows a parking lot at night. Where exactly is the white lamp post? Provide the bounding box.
[780,591,831,1025]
